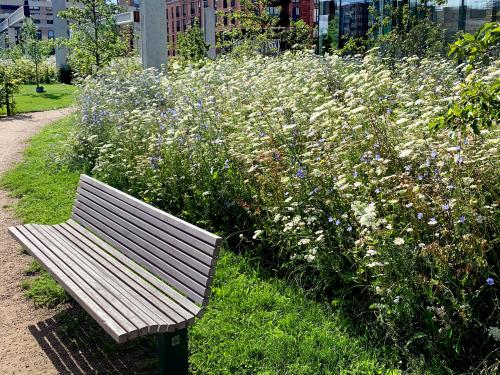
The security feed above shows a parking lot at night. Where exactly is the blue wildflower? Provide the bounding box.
[353,171,358,178]
[417,212,423,220]
[335,219,340,225]
[486,278,494,286]
[296,168,305,179]
[442,203,450,211]
[459,216,465,224]
[328,216,334,223]
[347,226,353,232]
[431,150,437,158]
[375,188,380,194]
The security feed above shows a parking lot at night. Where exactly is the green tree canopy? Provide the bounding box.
[177,20,209,63]
[58,0,127,76]
[20,18,54,90]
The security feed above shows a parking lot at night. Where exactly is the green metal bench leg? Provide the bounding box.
[158,328,188,375]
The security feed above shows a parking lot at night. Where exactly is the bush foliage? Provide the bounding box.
[68,52,499,371]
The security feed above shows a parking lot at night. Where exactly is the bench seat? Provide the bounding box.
[10,219,201,343]
[8,175,222,356]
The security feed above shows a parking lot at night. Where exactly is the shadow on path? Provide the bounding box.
[29,305,157,374]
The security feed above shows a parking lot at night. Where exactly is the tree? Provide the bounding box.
[281,19,313,51]
[58,0,127,76]
[217,0,280,56]
[20,18,54,92]
[0,59,22,116]
[177,20,209,62]
[431,22,500,135]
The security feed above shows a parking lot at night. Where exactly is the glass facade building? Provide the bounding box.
[318,0,500,51]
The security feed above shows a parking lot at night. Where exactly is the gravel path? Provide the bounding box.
[0,109,73,374]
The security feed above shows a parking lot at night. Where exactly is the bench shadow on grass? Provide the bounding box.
[23,93,66,100]
[29,304,158,374]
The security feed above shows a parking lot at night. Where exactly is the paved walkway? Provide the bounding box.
[0,109,72,375]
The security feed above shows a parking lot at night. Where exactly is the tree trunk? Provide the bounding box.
[6,84,11,116]
[35,60,40,89]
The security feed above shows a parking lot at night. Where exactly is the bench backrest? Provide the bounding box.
[71,174,222,306]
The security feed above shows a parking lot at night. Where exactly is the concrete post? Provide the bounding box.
[52,0,68,67]
[140,0,168,69]
[203,6,216,59]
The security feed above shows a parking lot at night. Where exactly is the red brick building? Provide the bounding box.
[120,0,319,56]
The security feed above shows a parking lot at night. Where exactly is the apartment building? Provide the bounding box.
[0,0,59,42]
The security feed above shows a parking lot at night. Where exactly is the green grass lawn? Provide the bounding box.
[0,84,77,116]
[0,116,442,374]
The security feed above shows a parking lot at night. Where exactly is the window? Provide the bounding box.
[183,4,186,16]
[48,30,54,39]
[266,6,279,17]
[292,6,300,21]
[176,20,181,31]
[34,19,41,24]
[291,0,300,3]
[231,0,235,6]
[223,0,227,8]
[223,16,228,25]
[47,19,53,24]
[191,2,195,14]
[314,8,318,22]
[176,6,179,17]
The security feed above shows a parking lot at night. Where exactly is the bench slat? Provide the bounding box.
[54,223,194,327]
[80,175,221,249]
[35,224,169,333]
[75,192,212,284]
[23,224,149,338]
[73,206,207,305]
[9,226,130,343]
[66,219,203,315]
[78,183,216,266]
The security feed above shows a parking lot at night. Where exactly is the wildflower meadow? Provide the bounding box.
[68,51,499,371]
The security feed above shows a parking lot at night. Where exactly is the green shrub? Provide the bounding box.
[15,57,59,85]
[67,52,499,371]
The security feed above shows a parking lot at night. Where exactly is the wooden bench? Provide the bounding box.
[9,174,222,375]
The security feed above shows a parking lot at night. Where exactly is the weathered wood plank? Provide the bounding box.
[8,226,130,343]
[36,224,165,333]
[66,219,203,315]
[54,223,192,328]
[75,193,211,285]
[79,175,222,249]
[77,185,214,269]
[24,224,149,337]
[72,206,207,304]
